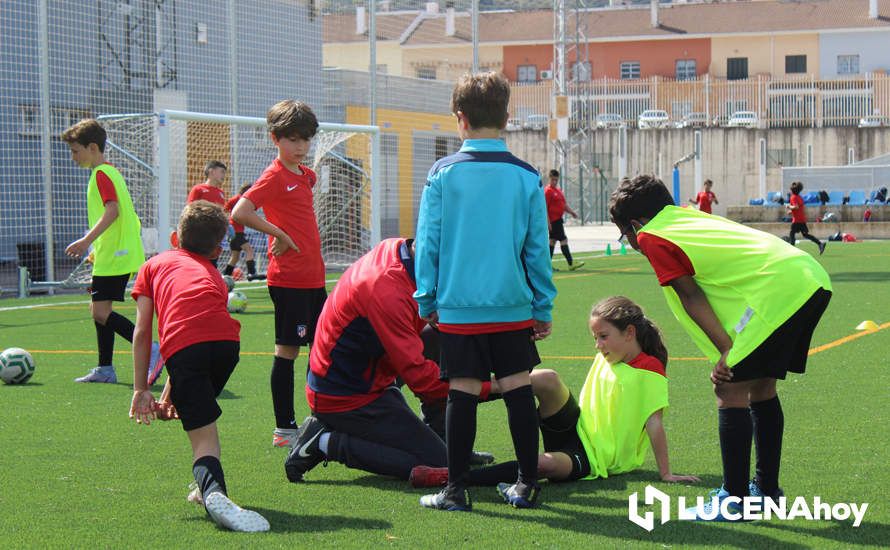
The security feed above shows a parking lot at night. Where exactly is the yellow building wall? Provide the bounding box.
[402,45,503,81]
[345,105,458,236]
[711,34,820,78]
[323,42,404,76]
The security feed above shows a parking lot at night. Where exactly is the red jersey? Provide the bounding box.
[96,170,118,204]
[224,194,244,233]
[695,191,716,214]
[789,193,806,223]
[187,183,226,206]
[243,159,324,289]
[637,232,695,286]
[132,249,240,360]
[544,185,567,222]
[307,238,490,413]
[628,351,667,377]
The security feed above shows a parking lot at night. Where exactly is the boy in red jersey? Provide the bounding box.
[689,179,718,214]
[786,181,825,254]
[232,100,327,448]
[187,161,227,206]
[223,183,258,280]
[545,169,584,271]
[129,201,268,532]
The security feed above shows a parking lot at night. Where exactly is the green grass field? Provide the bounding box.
[1,241,888,548]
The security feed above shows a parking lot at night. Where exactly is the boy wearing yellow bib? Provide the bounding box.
[62,119,159,385]
[609,175,831,521]
[410,297,698,487]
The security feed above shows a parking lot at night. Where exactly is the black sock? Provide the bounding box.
[223,264,234,276]
[105,311,134,343]
[549,244,555,258]
[95,321,115,366]
[718,407,753,497]
[271,355,297,430]
[806,234,821,245]
[246,260,256,275]
[446,389,478,490]
[193,455,227,502]
[469,461,520,486]
[503,385,539,485]
[750,396,784,496]
[560,244,574,265]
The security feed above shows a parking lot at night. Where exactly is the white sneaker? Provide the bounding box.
[272,428,299,448]
[204,492,270,532]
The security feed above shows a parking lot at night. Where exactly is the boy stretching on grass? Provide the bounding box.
[414,72,557,511]
[609,175,831,521]
[129,201,268,532]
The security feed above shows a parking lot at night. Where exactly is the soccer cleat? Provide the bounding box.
[684,486,748,522]
[496,481,541,509]
[75,366,117,383]
[147,342,164,386]
[469,450,495,466]
[568,261,586,271]
[409,466,449,488]
[272,428,299,448]
[284,416,328,482]
[187,482,203,505]
[204,492,270,532]
[419,487,472,512]
[749,479,784,501]
[818,241,826,255]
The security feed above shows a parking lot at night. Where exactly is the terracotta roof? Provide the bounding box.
[326,0,890,46]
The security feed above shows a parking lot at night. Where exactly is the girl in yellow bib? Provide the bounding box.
[410,296,698,489]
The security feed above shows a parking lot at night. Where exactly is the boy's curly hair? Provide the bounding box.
[61,119,106,152]
[609,175,674,229]
[450,71,510,130]
[267,100,318,140]
[790,181,804,194]
[177,201,228,257]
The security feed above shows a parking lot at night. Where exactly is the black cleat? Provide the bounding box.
[284,416,327,482]
[496,481,541,509]
[420,486,472,512]
[469,450,495,466]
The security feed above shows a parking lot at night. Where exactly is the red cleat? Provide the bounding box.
[409,466,449,488]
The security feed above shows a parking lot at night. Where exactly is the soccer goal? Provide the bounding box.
[24,110,381,294]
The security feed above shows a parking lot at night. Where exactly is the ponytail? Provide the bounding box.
[590,296,668,368]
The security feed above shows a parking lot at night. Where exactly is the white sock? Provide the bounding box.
[318,432,330,455]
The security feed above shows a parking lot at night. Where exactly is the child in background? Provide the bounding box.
[411,296,699,488]
[689,179,718,214]
[232,100,327,448]
[609,175,831,521]
[786,181,826,255]
[129,201,269,532]
[223,183,258,280]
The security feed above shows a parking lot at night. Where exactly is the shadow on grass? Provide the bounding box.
[758,520,890,547]
[252,509,392,533]
[2,382,44,387]
[829,271,890,282]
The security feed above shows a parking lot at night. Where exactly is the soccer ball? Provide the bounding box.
[223,275,236,292]
[0,347,36,384]
[227,290,248,313]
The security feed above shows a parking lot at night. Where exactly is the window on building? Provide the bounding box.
[416,66,436,80]
[727,57,748,80]
[572,61,591,82]
[837,54,860,75]
[620,61,640,80]
[517,64,537,83]
[785,55,807,74]
[675,59,696,80]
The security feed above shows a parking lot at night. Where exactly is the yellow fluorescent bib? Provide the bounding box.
[640,206,831,367]
[577,353,668,480]
[86,164,145,276]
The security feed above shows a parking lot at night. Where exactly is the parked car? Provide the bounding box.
[677,112,709,128]
[727,111,759,128]
[858,115,889,128]
[595,113,624,129]
[524,114,548,131]
[505,118,522,131]
[638,109,670,129]
[712,114,731,127]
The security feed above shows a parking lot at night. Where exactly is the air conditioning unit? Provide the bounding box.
[540,70,553,80]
